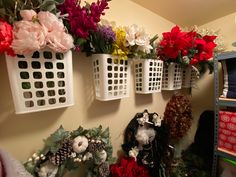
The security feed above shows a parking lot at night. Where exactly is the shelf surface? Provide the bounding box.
[217,97,236,107]
[216,51,236,61]
[217,148,236,161]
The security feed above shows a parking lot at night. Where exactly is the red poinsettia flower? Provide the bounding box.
[181,30,197,55]
[0,19,15,56]
[110,157,150,177]
[191,35,217,64]
[157,25,195,61]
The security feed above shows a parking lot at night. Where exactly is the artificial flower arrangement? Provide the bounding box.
[157,25,217,74]
[113,110,170,177]
[11,9,74,55]
[112,24,155,60]
[24,125,114,177]
[0,0,74,56]
[85,23,156,60]
[84,22,116,55]
[57,0,111,52]
[110,156,150,177]
[187,25,225,54]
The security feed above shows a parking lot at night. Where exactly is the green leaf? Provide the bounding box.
[101,127,109,139]
[56,163,66,177]
[53,0,65,4]
[70,126,84,138]
[65,158,80,171]
[87,126,103,137]
[24,162,36,175]
[43,125,70,153]
[40,1,56,12]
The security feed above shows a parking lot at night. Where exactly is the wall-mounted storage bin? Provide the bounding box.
[92,54,130,101]
[134,59,163,94]
[5,49,74,114]
[162,63,182,90]
[182,66,197,88]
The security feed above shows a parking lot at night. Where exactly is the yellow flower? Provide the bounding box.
[112,27,130,60]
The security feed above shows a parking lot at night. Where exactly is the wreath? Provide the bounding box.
[24,125,114,177]
[119,109,170,177]
[163,94,193,141]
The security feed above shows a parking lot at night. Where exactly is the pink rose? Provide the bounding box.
[11,21,47,55]
[46,31,74,53]
[20,10,37,21]
[38,11,64,32]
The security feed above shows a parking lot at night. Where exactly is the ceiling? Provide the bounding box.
[131,0,236,26]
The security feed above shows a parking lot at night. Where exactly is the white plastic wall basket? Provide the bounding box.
[5,49,74,114]
[162,63,182,90]
[92,54,130,101]
[182,66,197,88]
[134,59,163,94]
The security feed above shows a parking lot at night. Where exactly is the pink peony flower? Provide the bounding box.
[20,10,37,21]
[46,31,74,53]
[0,19,15,56]
[38,11,64,32]
[11,21,47,55]
[11,10,74,54]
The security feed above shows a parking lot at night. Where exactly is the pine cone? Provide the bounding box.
[87,140,105,154]
[49,139,73,166]
[98,162,110,177]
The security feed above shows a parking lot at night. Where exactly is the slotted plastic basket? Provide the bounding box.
[92,54,130,101]
[182,66,197,88]
[134,59,163,94]
[5,48,74,114]
[162,63,182,90]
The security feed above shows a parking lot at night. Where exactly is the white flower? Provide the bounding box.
[128,147,139,160]
[38,161,58,177]
[137,112,152,125]
[98,150,107,163]
[135,127,156,146]
[137,44,153,54]
[72,136,89,154]
[152,114,162,127]
[70,152,77,158]
[125,24,152,53]
[82,152,93,161]
[125,24,138,46]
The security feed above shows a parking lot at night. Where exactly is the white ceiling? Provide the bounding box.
[131,0,236,26]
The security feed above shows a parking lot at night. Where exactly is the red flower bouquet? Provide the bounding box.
[0,19,15,56]
[110,157,150,177]
[58,0,110,52]
[157,25,217,73]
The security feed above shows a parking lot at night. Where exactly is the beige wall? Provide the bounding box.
[0,0,177,176]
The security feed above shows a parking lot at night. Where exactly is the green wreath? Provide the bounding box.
[24,125,114,177]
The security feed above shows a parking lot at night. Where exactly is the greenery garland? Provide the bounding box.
[24,125,114,177]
